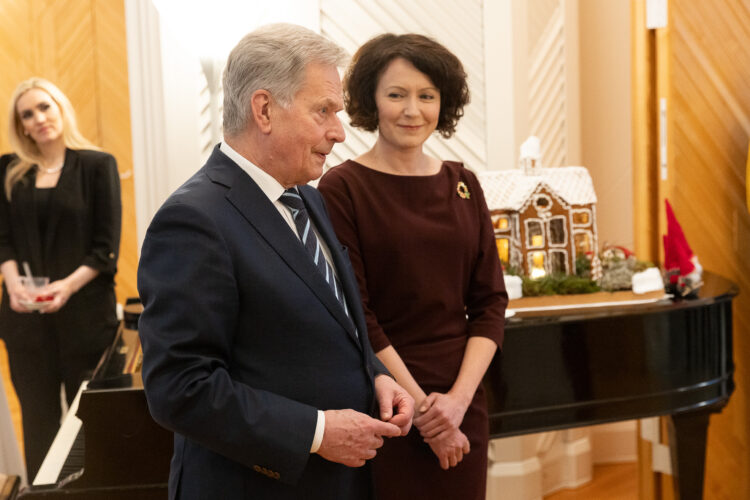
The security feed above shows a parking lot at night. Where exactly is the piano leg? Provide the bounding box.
[667,410,711,500]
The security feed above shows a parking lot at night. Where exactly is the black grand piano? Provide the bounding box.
[17,301,172,499]
[485,271,736,499]
[16,273,736,499]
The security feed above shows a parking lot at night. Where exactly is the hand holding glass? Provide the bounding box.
[18,276,53,310]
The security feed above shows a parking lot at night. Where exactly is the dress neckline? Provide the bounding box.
[347,159,447,179]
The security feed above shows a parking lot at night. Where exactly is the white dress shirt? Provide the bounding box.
[219,141,327,454]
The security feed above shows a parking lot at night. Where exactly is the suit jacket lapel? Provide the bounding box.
[301,187,364,347]
[206,149,358,345]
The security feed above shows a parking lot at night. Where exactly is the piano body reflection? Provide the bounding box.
[17,273,735,499]
[484,271,736,499]
[19,303,172,499]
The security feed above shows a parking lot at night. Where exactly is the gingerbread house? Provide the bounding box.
[477,166,598,278]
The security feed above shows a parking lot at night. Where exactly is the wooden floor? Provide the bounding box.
[545,463,638,500]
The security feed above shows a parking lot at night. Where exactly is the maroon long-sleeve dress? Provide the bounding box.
[318,160,508,500]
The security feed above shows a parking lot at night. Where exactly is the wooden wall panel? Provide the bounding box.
[668,2,750,499]
[634,1,750,498]
[579,0,634,250]
[92,0,138,302]
[0,0,137,303]
[631,0,659,263]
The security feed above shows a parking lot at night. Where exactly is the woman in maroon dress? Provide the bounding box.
[318,34,508,500]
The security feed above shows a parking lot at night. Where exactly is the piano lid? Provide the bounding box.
[484,271,737,437]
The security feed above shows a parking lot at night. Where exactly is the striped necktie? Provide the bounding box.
[279,188,350,317]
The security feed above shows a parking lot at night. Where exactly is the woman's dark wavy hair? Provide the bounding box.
[344,33,470,139]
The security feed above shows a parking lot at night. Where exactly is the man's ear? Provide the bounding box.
[249,90,273,134]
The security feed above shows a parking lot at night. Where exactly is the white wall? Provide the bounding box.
[128,1,635,249]
[126,0,322,249]
[579,0,634,249]
[128,0,581,241]
[159,28,203,195]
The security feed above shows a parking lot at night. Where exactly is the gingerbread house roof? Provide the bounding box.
[477,166,598,211]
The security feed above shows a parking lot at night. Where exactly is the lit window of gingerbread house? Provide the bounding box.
[478,166,598,277]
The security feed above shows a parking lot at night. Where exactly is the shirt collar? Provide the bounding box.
[219,140,286,203]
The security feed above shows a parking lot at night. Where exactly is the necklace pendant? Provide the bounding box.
[39,164,64,175]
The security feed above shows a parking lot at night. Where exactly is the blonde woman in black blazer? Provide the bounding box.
[0,78,121,479]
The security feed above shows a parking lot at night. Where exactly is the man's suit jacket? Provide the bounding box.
[138,146,385,500]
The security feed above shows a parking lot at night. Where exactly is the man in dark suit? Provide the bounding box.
[137,23,414,500]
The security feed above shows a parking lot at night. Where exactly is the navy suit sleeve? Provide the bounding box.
[372,355,389,377]
[137,201,317,485]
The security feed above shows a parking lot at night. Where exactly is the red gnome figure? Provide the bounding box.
[663,200,703,296]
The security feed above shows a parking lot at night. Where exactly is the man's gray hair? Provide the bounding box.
[222,23,348,136]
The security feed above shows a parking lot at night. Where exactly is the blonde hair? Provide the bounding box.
[5,77,99,199]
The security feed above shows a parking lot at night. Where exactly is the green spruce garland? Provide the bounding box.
[520,274,600,296]
[503,253,655,297]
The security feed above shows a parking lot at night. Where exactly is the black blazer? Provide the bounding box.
[0,148,121,287]
[137,146,385,500]
[0,148,121,357]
